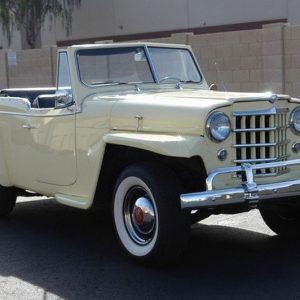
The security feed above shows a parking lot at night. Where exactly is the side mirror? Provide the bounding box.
[55,90,74,109]
[209,84,218,91]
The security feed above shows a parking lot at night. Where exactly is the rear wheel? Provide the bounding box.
[260,203,300,238]
[113,163,190,264]
[0,186,17,217]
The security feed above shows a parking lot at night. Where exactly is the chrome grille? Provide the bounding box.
[233,107,289,177]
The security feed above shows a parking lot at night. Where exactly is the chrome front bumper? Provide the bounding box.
[180,159,300,210]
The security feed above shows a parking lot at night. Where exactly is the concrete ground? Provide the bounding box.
[0,197,299,300]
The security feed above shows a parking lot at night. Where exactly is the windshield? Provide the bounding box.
[77,46,202,86]
[148,47,201,83]
[77,47,154,85]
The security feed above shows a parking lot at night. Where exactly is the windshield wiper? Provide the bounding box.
[158,77,200,85]
[91,80,128,85]
[91,81,144,86]
[179,80,200,84]
[91,81,142,92]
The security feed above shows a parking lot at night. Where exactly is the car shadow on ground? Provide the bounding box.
[0,199,299,299]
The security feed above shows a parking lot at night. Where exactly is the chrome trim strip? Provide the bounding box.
[234,169,289,178]
[180,159,300,210]
[181,179,300,209]
[207,159,300,191]
[232,107,289,116]
[233,126,288,133]
[232,140,289,148]
[0,110,76,117]
[233,156,289,163]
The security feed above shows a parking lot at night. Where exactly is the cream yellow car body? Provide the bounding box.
[0,42,299,211]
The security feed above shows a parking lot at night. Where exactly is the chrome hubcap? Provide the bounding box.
[132,197,155,235]
[124,187,156,245]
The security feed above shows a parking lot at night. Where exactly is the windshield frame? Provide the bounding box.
[75,44,203,88]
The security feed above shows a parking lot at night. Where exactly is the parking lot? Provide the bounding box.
[0,197,299,300]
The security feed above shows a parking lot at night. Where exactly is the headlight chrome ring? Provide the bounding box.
[290,107,300,135]
[206,111,231,142]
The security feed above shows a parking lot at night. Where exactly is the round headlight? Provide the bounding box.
[290,107,300,134]
[206,112,231,142]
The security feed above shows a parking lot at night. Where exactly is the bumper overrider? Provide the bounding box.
[180,159,300,210]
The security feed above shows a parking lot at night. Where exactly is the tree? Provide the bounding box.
[0,0,81,49]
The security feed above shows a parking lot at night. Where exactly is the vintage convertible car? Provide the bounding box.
[0,42,300,263]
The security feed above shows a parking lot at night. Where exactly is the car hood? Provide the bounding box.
[109,89,292,135]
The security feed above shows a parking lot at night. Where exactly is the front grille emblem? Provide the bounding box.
[269,94,278,104]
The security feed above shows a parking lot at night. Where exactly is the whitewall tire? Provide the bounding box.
[113,163,190,264]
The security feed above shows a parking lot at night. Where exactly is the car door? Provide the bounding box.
[27,52,77,186]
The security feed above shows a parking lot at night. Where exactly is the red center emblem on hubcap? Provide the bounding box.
[134,207,144,225]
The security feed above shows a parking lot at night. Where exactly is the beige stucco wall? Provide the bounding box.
[43,0,298,46]
[2,23,300,101]
[0,47,57,89]
[193,24,287,94]
[188,30,266,93]
[284,25,300,97]
[0,50,7,88]
[2,0,300,51]
[142,23,297,98]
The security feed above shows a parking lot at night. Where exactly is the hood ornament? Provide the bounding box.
[269,94,278,104]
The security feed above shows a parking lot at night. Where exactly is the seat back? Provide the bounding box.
[32,94,56,109]
[0,88,56,104]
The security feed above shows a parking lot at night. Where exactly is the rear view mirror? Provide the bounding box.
[134,49,146,62]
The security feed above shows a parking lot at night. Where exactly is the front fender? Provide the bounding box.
[103,132,203,158]
[55,132,204,211]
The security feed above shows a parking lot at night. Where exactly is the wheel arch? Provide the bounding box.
[92,142,207,210]
[103,132,197,158]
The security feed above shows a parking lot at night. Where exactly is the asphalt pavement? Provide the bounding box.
[0,197,299,300]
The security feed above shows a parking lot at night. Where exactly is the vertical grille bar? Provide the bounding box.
[269,115,275,174]
[250,116,256,160]
[241,116,246,163]
[260,115,266,175]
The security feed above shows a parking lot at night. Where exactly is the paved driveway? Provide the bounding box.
[0,198,299,299]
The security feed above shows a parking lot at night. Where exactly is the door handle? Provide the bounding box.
[23,124,37,130]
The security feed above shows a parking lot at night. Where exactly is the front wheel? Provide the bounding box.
[260,203,300,238]
[113,163,190,264]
